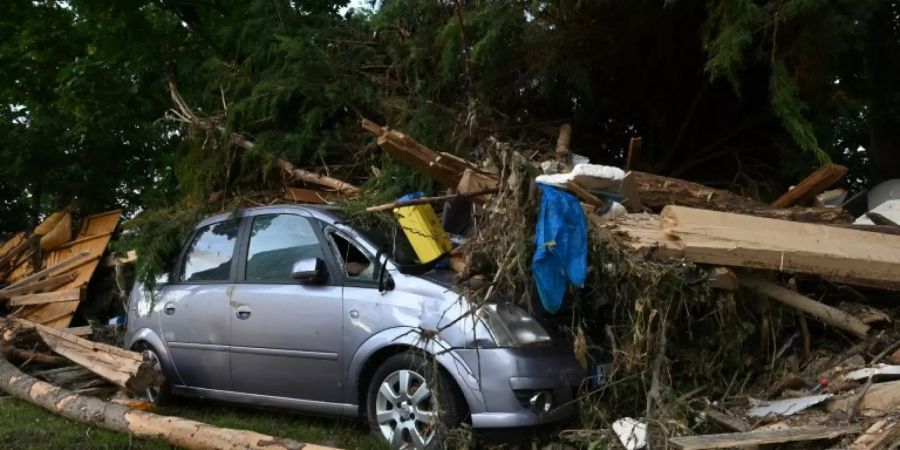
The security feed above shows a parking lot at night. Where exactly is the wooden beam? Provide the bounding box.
[9,288,83,306]
[615,206,900,289]
[363,119,482,189]
[771,163,848,208]
[0,272,77,300]
[669,425,861,450]
[555,123,572,160]
[739,275,869,338]
[626,137,642,170]
[1,251,91,292]
[565,181,605,208]
[15,319,155,393]
[61,326,92,337]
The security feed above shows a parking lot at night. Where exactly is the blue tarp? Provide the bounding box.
[532,184,587,313]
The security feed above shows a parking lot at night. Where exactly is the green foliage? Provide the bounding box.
[701,0,765,91]
[769,60,828,163]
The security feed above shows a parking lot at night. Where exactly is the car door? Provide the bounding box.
[158,218,241,391]
[228,212,344,402]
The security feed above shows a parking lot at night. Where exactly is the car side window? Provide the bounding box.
[328,232,377,282]
[180,219,241,282]
[246,214,325,281]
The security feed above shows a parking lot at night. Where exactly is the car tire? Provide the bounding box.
[366,352,466,450]
[135,342,172,406]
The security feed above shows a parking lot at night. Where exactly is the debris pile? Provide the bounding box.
[354,120,900,449]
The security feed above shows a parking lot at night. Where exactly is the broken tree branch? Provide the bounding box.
[739,275,870,338]
[366,188,499,212]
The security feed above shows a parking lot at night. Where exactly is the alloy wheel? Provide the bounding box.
[141,348,162,403]
[374,369,438,449]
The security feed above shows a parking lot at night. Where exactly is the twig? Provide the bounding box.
[366,188,499,213]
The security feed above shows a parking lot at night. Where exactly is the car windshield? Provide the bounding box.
[330,210,418,265]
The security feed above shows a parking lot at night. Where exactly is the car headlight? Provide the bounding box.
[478,303,552,347]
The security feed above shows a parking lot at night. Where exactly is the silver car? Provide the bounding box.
[125,204,583,449]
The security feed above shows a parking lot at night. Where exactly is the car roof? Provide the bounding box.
[195,203,344,229]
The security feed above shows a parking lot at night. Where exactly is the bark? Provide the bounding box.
[0,354,339,450]
[630,171,854,223]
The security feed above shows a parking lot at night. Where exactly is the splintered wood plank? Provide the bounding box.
[1,251,91,292]
[771,163,848,208]
[23,210,121,329]
[0,272,77,299]
[9,288,83,306]
[669,425,862,450]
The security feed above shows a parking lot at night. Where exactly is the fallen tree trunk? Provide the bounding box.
[630,171,853,223]
[277,159,359,197]
[0,354,338,450]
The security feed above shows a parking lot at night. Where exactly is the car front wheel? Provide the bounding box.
[366,353,465,449]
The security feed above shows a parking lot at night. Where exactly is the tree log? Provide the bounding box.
[277,159,359,196]
[0,355,338,450]
[630,171,853,224]
[365,188,499,212]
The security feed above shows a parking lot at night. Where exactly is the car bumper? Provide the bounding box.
[452,346,585,428]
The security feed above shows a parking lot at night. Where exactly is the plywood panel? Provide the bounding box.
[22,210,121,329]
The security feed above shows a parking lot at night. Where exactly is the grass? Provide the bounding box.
[0,395,386,450]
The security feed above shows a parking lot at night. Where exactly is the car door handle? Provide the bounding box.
[235,305,252,320]
[164,303,175,315]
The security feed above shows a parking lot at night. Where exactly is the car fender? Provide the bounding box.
[347,326,488,414]
[126,327,185,386]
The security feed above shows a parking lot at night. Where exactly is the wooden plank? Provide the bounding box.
[363,119,480,189]
[647,206,900,287]
[0,272,77,300]
[9,288,83,306]
[739,276,870,338]
[626,137,642,170]
[61,326,92,337]
[669,425,861,450]
[24,210,121,329]
[771,163,848,208]
[1,251,91,292]
[565,181,605,208]
[14,319,155,393]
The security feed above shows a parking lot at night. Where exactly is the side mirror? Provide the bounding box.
[291,258,328,284]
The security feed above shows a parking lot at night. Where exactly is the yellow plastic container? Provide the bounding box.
[394,204,452,263]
